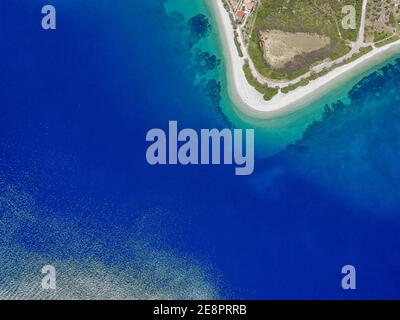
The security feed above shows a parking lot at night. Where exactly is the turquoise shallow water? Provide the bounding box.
[0,0,400,299]
[169,0,400,155]
[165,0,400,298]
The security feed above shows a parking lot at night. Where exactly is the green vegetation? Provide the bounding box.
[248,0,363,80]
[234,31,244,57]
[389,11,396,27]
[281,79,310,94]
[342,45,373,63]
[253,0,362,40]
[239,0,399,97]
[374,31,393,42]
[242,64,279,101]
[280,46,374,94]
[375,35,400,47]
[366,0,399,43]
[247,39,310,80]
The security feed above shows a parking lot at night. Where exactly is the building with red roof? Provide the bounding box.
[235,10,245,22]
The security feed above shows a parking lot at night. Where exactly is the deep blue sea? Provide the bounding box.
[0,0,399,299]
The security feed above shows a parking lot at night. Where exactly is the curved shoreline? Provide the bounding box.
[211,0,400,118]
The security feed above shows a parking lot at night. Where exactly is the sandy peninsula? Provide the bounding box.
[211,0,400,117]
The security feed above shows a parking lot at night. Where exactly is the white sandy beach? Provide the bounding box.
[212,0,400,117]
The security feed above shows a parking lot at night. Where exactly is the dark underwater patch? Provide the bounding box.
[281,59,400,212]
